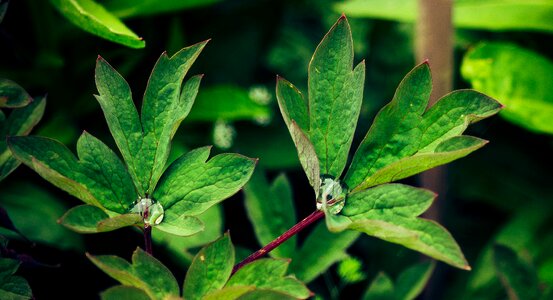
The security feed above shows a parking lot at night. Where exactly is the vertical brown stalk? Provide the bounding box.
[416,0,453,221]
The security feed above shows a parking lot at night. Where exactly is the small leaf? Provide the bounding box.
[152,204,222,265]
[227,259,311,299]
[337,0,553,32]
[275,77,309,132]
[96,214,142,232]
[154,146,256,217]
[493,244,540,300]
[0,96,45,180]
[154,209,204,237]
[289,122,320,194]
[187,85,271,122]
[58,205,109,233]
[363,272,395,300]
[0,258,32,300]
[50,0,145,48]
[462,42,553,134]
[183,233,234,300]
[395,261,435,300]
[140,41,207,194]
[101,285,151,300]
[0,79,32,108]
[88,248,179,300]
[289,223,359,283]
[345,62,501,191]
[308,15,365,178]
[104,0,221,18]
[244,171,296,258]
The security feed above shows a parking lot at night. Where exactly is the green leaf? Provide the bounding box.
[337,0,553,32]
[308,15,366,178]
[101,285,151,300]
[0,258,32,300]
[59,205,110,233]
[289,122,320,194]
[183,233,234,300]
[140,42,207,194]
[363,272,395,300]
[95,47,207,195]
[493,244,540,300]
[154,209,204,236]
[88,248,179,300]
[76,131,137,213]
[343,184,435,219]
[462,42,553,134]
[104,0,221,19]
[0,184,83,250]
[348,215,469,270]
[203,286,254,300]
[336,184,468,269]
[394,261,435,300]
[50,0,145,48]
[243,171,296,258]
[153,204,222,265]
[0,79,33,108]
[0,1,8,24]
[94,56,146,195]
[8,134,136,213]
[237,290,298,300]
[227,259,311,299]
[289,223,359,283]
[96,213,142,232]
[1,97,46,181]
[345,62,501,191]
[154,146,256,217]
[275,77,309,133]
[187,85,271,122]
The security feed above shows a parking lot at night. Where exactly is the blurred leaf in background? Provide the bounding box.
[50,0,145,48]
[104,0,221,19]
[462,42,553,135]
[337,0,553,32]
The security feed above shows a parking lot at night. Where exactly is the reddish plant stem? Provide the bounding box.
[144,224,153,255]
[232,209,324,274]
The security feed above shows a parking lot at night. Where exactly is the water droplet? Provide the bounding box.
[248,85,272,105]
[213,120,236,150]
[130,197,165,225]
[316,175,347,215]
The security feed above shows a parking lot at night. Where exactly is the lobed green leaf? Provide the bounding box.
[183,233,234,300]
[59,205,110,233]
[50,0,145,48]
[88,248,179,300]
[243,171,296,258]
[227,259,311,299]
[154,146,256,217]
[8,134,136,213]
[140,41,207,194]
[345,62,501,191]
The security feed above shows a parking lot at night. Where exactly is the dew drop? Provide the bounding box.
[130,197,165,225]
[316,175,347,215]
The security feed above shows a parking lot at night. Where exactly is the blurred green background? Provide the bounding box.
[1,0,552,299]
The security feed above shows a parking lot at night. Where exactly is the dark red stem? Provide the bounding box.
[232,209,324,274]
[144,224,152,255]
